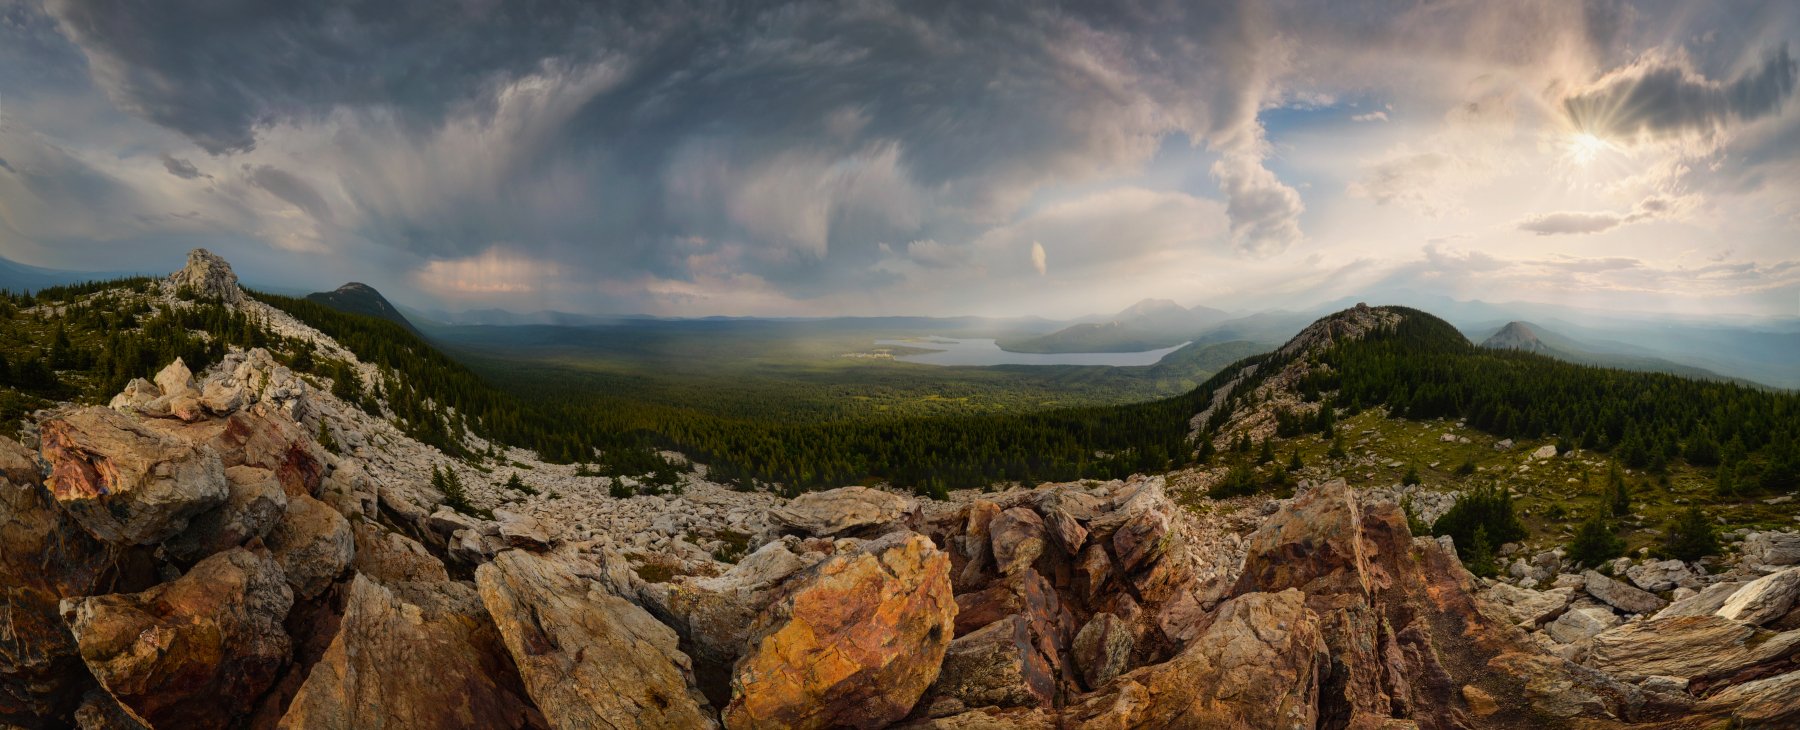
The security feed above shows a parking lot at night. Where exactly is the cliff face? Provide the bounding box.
[2,253,1798,729]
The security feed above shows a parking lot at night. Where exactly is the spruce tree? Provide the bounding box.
[1661,507,1719,562]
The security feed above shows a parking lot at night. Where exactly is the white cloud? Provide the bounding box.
[1030,241,1047,276]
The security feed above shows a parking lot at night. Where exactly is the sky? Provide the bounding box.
[0,0,1796,320]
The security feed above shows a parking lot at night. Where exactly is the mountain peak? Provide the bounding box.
[169,248,244,304]
[306,281,417,333]
[1481,321,1550,353]
[1276,303,1407,358]
[1118,298,1186,318]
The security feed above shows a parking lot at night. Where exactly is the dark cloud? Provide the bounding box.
[247,165,332,223]
[40,0,1289,273]
[160,154,203,179]
[0,157,13,174]
[1564,44,1797,139]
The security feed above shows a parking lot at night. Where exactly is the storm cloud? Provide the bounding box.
[1563,45,1798,140]
[1,1,1795,318]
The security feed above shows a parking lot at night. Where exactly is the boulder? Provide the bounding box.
[990,508,1048,576]
[161,465,287,561]
[40,407,229,545]
[1717,568,1800,626]
[953,569,1060,639]
[169,247,244,304]
[723,531,955,730]
[476,550,717,729]
[1545,605,1621,644]
[493,509,552,550]
[1072,613,1134,690]
[1481,583,1573,627]
[1064,589,1325,729]
[277,576,541,729]
[1583,570,1668,615]
[1532,444,1557,459]
[1694,669,1800,729]
[152,358,196,400]
[922,614,1055,711]
[0,439,122,726]
[645,538,826,699]
[350,523,450,585]
[63,548,293,728]
[1625,559,1699,593]
[769,486,910,537]
[72,690,151,730]
[1109,508,1168,574]
[1040,503,1088,556]
[1743,531,1800,567]
[266,493,354,600]
[1584,615,1765,680]
[956,500,1001,586]
[1073,542,1113,604]
[1655,580,1745,619]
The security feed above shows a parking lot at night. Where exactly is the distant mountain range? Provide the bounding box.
[997,298,1232,353]
[306,283,420,334]
[1470,319,1759,386]
[0,255,143,293]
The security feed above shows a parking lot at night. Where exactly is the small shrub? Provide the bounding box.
[502,472,538,496]
[608,477,634,499]
[1207,466,1261,499]
[1402,464,1421,486]
[1567,515,1626,568]
[1660,507,1720,562]
[1430,482,1526,564]
[1455,458,1476,477]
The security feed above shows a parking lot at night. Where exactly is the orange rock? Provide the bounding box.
[725,531,955,730]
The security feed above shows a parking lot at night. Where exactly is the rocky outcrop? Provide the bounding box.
[990,507,1048,575]
[769,486,910,537]
[277,576,542,730]
[1063,589,1325,728]
[266,493,355,599]
[1717,567,1800,626]
[1743,531,1800,568]
[918,614,1054,714]
[351,522,450,584]
[40,407,228,545]
[63,548,293,728]
[1583,570,1669,615]
[0,437,120,725]
[724,531,955,730]
[476,550,718,729]
[1071,613,1133,691]
[162,465,286,561]
[169,247,245,304]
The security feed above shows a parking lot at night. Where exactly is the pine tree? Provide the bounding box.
[1402,464,1421,486]
[317,420,339,454]
[1256,439,1275,465]
[1605,465,1631,516]
[1464,525,1498,577]
[1287,450,1304,471]
[1661,507,1719,562]
[1327,434,1347,460]
[1567,515,1626,568]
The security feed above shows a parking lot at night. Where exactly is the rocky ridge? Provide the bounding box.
[1,254,1797,728]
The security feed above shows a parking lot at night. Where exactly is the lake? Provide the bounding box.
[872,338,1188,366]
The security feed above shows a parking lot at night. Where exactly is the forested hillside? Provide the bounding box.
[4,279,1795,504]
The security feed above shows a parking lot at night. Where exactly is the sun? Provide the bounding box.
[1565,132,1611,166]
